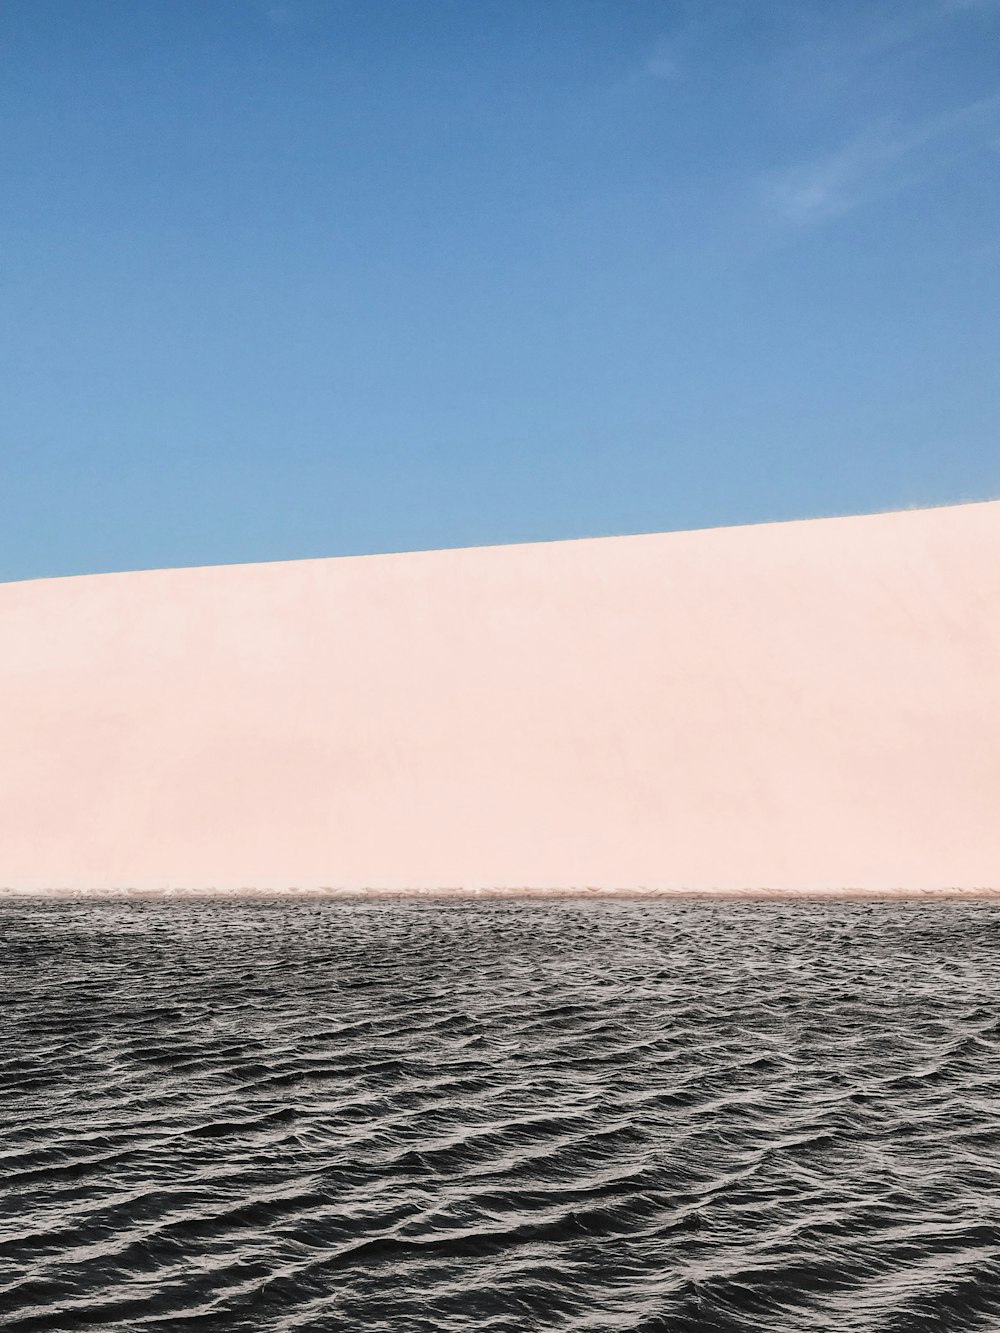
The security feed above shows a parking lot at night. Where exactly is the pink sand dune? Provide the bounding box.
[1,501,998,894]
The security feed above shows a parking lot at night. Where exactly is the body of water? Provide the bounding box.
[2,897,1000,1331]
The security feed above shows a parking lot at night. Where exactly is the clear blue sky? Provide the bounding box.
[2,0,998,580]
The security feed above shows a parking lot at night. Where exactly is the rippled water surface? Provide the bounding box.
[3,898,1000,1331]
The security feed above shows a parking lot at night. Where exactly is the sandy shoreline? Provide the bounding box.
[2,886,999,902]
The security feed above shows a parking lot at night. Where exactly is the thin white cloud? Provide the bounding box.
[644,36,683,82]
[765,93,1000,224]
[940,0,1000,13]
[634,9,710,87]
[768,133,897,224]
[816,0,999,59]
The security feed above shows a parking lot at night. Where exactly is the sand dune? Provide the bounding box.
[1,501,998,894]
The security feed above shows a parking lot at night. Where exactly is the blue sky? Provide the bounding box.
[2,0,998,580]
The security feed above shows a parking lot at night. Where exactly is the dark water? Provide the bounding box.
[2,899,1000,1331]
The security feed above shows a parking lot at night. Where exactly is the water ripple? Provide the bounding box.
[3,898,1000,1330]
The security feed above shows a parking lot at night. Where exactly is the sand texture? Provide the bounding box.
[1,501,998,894]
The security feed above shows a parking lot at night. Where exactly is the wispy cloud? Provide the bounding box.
[767,133,897,224]
[765,93,1000,224]
[263,3,299,25]
[807,0,1000,61]
[644,36,683,82]
[849,0,982,54]
[634,9,711,87]
[940,0,1000,13]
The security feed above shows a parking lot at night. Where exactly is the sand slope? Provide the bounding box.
[1,501,998,893]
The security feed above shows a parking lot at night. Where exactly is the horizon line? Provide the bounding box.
[3,493,997,590]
